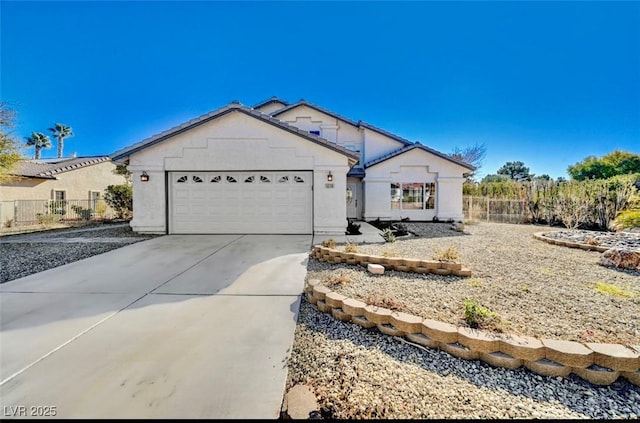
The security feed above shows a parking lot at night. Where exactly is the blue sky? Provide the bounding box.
[2,1,639,179]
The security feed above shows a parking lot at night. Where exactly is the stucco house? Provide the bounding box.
[0,156,127,225]
[110,98,474,235]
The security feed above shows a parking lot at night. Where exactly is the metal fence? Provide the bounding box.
[463,196,529,224]
[0,199,117,228]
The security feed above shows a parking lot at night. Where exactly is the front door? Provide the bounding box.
[346,181,361,219]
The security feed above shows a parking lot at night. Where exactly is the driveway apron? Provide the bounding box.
[0,234,311,419]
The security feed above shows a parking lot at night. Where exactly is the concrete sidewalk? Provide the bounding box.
[0,234,311,419]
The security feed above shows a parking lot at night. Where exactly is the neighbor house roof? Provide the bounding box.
[110,102,359,163]
[11,156,112,179]
[365,143,475,171]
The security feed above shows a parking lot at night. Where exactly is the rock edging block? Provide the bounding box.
[312,245,472,277]
[303,279,640,387]
[533,232,609,253]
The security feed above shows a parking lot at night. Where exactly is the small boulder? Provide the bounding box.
[367,263,385,274]
[451,222,465,232]
[598,248,640,270]
[281,384,319,419]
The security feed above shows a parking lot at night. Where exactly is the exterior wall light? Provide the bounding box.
[140,171,150,182]
[327,171,333,182]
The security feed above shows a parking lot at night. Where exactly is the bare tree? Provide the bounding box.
[450,142,487,181]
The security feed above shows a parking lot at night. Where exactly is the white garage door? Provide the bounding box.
[169,171,313,234]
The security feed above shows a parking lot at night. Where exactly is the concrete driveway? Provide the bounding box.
[0,234,311,419]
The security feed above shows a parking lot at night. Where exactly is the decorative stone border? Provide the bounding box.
[304,278,640,387]
[533,232,609,252]
[311,245,473,277]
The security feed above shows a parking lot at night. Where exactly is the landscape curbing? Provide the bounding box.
[303,278,640,387]
[312,245,472,277]
[532,232,610,252]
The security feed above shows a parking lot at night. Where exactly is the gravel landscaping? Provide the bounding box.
[287,221,640,419]
[0,223,158,283]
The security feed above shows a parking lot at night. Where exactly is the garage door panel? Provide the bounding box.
[170,171,312,234]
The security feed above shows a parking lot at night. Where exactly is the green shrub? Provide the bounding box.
[462,298,500,330]
[381,228,396,243]
[612,209,640,231]
[104,184,132,219]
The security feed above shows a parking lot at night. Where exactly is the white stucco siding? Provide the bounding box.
[362,128,407,164]
[126,111,351,234]
[276,105,363,162]
[363,149,468,221]
[0,162,126,201]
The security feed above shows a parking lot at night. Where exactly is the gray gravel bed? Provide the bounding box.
[0,225,159,283]
[287,300,640,419]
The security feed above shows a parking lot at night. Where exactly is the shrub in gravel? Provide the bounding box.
[322,238,337,249]
[462,298,502,331]
[433,246,460,262]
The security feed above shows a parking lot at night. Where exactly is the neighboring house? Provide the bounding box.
[0,156,127,225]
[110,98,474,235]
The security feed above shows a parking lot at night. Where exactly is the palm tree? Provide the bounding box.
[48,123,73,158]
[25,132,52,159]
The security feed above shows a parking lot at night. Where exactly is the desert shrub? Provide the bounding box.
[462,298,501,330]
[71,205,92,220]
[433,246,460,262]
[344,242,359,253]
[325,271,352,287]
[584,236,600,246]
[322,238,337,249]
[392,223,409,236]
[346,220,362,235]
[381,228,396,243]
[382,250,397,257]
[363,293,405,311]
[612,210,640,231]
[36,213,62,225]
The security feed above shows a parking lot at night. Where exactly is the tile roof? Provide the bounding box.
[110,102,359,163]
[364,143,475,171]
[252,96,289,109]
[12,156,112,179]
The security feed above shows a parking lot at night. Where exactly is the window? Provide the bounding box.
[309,130,320,136]
[244,176,255,183]
[52,190,66,215]
[390,183,436,210]
[192,176,203,183]
[226,176,237,183]
[260,175,271,183]
[294,175,305,183]
[54,190,66,201]
[177,175,188,183]
[210,176,221,183]
[402,183,424,210]
[391,183,401,209]
[425,183,436,209]
[278,176,289,183]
